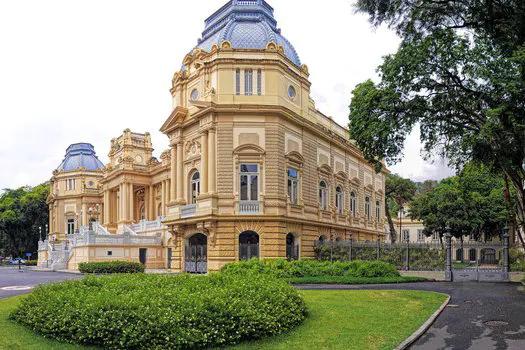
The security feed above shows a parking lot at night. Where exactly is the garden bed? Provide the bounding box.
[289,276,428,284]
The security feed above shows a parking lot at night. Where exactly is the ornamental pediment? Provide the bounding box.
[160,106,189,135]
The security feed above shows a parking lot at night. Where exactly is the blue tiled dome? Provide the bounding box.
[195,0,301,67]
[57,143,104,172]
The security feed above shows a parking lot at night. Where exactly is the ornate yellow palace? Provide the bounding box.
[39,0,387,272]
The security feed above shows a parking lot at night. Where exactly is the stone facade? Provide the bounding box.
[39,0,387,271]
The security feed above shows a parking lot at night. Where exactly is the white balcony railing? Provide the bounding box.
[181,204,197,218]
[239,201,260,214]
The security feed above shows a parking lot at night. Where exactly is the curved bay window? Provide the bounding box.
[335,186,343,214]
[190,171,200,204]
[239,231,260,260]
[365,197,371,219]
[288,169,299,205]
[319,181,328,210]
[350,192,356,216]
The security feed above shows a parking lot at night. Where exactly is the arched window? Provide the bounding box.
[376,200,381,219]
[286,233,299,260]
[319,181,328,210]
[190,171,200,204]
[469,248,477,262]
[456,248,464,262]
[239,231,259,261]
[365,197,371,219]
[335,186,343,214]
[350,192,356,216]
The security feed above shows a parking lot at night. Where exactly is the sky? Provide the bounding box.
[0,0,455,190]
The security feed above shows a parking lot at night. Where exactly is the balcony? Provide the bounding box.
[181,204,197,218]
[239,201,260,214]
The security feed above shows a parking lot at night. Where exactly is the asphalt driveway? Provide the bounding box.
[297,282,525,350]
[0,266,82,299]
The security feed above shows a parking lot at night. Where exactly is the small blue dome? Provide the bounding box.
[57,143,104,172]
[195,0,301,67]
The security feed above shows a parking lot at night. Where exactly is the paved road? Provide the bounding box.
[0,266,82,299]
[297,282,525,350]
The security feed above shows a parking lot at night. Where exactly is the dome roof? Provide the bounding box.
[195,0,301,67]
[57,143,104,172]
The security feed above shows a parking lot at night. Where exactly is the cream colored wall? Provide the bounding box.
[67,245,165,270]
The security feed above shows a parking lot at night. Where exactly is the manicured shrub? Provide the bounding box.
[221,259,400,278]
[24,260,37,266]
[10,273,306,349]
[78,261,145,274]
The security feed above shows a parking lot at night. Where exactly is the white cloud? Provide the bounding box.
[0,0,453,188]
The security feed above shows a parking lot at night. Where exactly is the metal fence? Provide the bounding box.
[314,238,445,271]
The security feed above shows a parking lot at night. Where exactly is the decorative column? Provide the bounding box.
[161,180,166,216]
[129,183,134,223]
[103,190,110,226]
[149,185,155,219]
[82,203,87,227]
[201,131,209,194]
[208,129,216,194]
[176,142,184,203]
[170,146,177,203]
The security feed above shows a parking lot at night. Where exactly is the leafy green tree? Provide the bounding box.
[385,174,417,243]
[409,163,509,241]
[0,183,49,258]
[349,0,525,237]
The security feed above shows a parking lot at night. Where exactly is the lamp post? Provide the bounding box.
[38,226,42,241]
[45,224,48,241]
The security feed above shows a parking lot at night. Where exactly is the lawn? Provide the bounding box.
[0,290,447,350]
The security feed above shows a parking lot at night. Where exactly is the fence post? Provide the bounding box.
[405,236,410,270]
[349,237,353,262]
[445,232,452,282]
[503,226,510,281]
[376,232,380,260]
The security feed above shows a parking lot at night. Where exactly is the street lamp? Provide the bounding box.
[399,205,404,243]
[38,226,42,241]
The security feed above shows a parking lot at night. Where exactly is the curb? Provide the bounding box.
[394,294,451,350]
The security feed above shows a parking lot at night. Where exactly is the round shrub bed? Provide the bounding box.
[10,273,306,349]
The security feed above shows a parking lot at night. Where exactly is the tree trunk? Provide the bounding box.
[385,199,396,243]
[503,170,525,250]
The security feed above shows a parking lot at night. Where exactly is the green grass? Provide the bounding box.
[0,297,89,350]
[288,276,429,284]
[230,290,447,350]
[1,290,446,350]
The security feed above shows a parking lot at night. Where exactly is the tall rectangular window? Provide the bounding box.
[365,197,371,219]
[66,179,75,191]
[244,69,253,95]
[376,200,381,218]
[417,229,424,241]
[350,192,356,216]
[287,169,299,205]
[67,219,75,235]
[403,229,410,241]
[240,164,258,201]
[235,69,241,95]
[257,69,262,95]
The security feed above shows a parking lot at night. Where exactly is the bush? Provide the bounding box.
[24,260,37,266]
[78,261,145,274]
[10,273,306,349]
[221,259,400,278]
[509,248,525,271]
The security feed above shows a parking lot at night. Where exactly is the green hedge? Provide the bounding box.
[78,261,145,274]
[10,274,306,349]
[509,248,525,271]
[24,261,37,266]
[221,259,400,278]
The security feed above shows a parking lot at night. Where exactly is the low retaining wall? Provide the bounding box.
[510,272,525,282]
[399,270,446,281]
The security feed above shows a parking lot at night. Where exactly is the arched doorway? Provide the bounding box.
[239,231,259,260]
[286,233,299,260]
[185,233,207,274]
